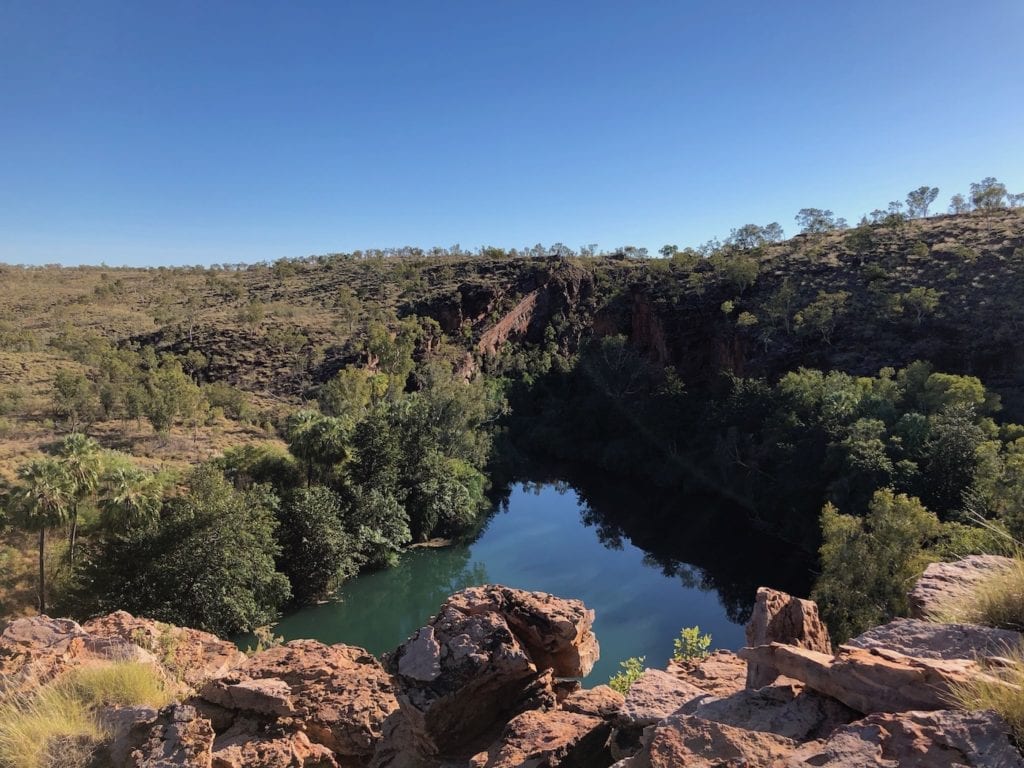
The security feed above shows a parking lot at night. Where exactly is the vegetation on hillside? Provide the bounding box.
[1,178,1022,640]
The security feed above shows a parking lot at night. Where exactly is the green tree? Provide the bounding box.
[99,464,163,532]
[81,466,290,634]
[11,459,73,613]
[812,490,940,641]
[902,286,941,324]
[948,194,971,214]
[277,486,360,604]
[794,291,850,344]
[795,208,845,234]
[905,186,939,218]
[57,433,102,563]
[970,177,1007,210]
[52,370,98,432]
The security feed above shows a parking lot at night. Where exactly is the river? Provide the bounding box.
[265,481,757,685]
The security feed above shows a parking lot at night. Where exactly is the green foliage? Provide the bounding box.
[276,486,361,603]
[52,370,98,432]
[794,291,849,344]
[608,656,645,694]
[812,490,941,641]
[673,626,711,661]
[79,465,290,635]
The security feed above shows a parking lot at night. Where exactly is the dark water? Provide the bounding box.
[266,482,751,685]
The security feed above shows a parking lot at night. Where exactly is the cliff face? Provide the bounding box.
[2,560,1020,767]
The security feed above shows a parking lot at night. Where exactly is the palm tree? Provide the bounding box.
[13,459,73,613]
[99,466,162,531]
[57,433,102,563]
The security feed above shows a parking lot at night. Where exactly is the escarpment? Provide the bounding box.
[2,558,1022,767]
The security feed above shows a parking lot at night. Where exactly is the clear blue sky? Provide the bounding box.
[2,1,1022,266]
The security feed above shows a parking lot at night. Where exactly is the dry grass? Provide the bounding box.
[0,661,173,768]
[951,644,1024,745]
[929,556,1024,631]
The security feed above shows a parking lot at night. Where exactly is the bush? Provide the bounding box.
[673,626,712,661]
[608,656,645,694]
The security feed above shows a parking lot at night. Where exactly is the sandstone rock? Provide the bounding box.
[560,685,624,719]
[211,730,340,768]
[908,554,1014,620]
[678,682,857,741]
[201,640,398,763]
[468,710,613,768]
[95,704,160,768]
[131,704,216,768]
[738,642,999,715]
[666,650,747,697]
[846,618,1021,661]
[201,677,295,718]
[386,605,552,759]
[444,585,599,678]
[622,713,796,768]
[745,588,832,688]
[84,611,245,686]
[0,614,154,693]
[786,709,1024,767]
[617,669,706,729]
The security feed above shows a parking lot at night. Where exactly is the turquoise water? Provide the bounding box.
[267,482,745,684]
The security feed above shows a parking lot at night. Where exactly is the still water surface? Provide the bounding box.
[268,482,745,684]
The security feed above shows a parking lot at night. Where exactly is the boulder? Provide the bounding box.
[84,611,245,686]
[444,586,600,677]
[908,555,1014,620]
[130,704,216,768]
[199,640,398,763]
[211,729,340,768]
[95,705,160,768]
[745,588,832,688]
[678,682,857,741]
[666,650,747,697]
[560,685,624,719]
[468,710,613,768]
[786,709,1024,767]
[385,605,553,759]
[737,643,999,715]
[617,669,706,729]
[618,713,796,768]
[845,618,1021,661]
[0,614,155,693]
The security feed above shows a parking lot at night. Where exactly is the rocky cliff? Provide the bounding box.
[1,561,1020,767]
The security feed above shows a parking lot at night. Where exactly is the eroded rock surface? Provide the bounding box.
[738,642,996,715]
[908,554,1014,620]
[786,709,1024,767]
[130,704,215,768]
[617,668,706,729]
[846,618,1021,661]
[745,587,832,688]
[469,710,613,768]
[667,649,747,697]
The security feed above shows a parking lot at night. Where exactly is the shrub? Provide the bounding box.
[608,656,645,694]
[673,626,712,662]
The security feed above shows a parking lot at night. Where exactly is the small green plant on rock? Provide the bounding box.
[673,626,712,662]
[608,656,645,694]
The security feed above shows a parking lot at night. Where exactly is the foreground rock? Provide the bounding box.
[199,640,398,764]
[738,641,996,715]
[846,618,1021,661]
[787,709,1024,767]
[745,587,832,688]
[617,668,705,729]
[85,611,245,687]
[908,554,1014,620]
[380,586,597,763]
[130,704,215,768]
[667,649,746,697]
[617,713,797,768]
[469,710,613,768]
[0,614,157,693]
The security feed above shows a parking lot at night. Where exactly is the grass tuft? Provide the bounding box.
[929,556,1024,631]
[950,645,1024,745]
[60,661,174,709]
[0,661,173,768]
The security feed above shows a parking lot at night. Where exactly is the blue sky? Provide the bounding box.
[1,1,1022,266]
